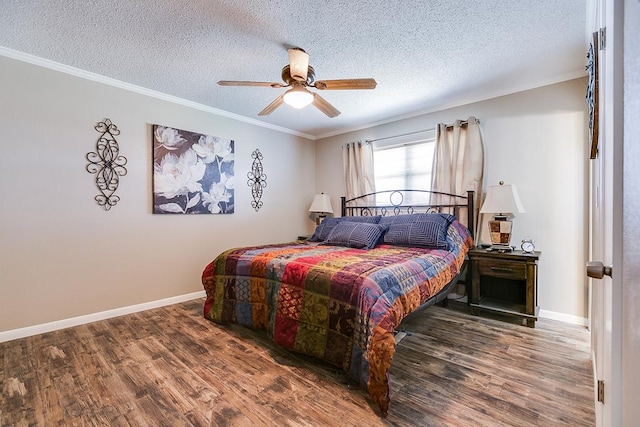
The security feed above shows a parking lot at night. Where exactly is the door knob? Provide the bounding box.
[586,261,612,279]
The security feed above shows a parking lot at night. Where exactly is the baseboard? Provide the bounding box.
[0,291,206,343]
[538,308,588,327]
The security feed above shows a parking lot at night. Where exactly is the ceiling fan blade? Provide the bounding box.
[218,80,285,88]
[288,48,309,82]
[313,78,377,90]
[258,94,285,116]
[312,93,341,118]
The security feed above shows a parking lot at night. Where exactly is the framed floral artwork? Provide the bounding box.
[152,124,234,214]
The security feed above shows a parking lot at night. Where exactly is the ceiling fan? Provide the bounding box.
[217,48,377,118]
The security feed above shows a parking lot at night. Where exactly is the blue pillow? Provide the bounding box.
[379,213,420,226]
[308,215,381,242]
[383,213,455,249]
[309,217,345,242]
[323,222,389,250]
[344,215,381,224]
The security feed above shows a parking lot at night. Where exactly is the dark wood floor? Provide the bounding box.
[1,299,594,426]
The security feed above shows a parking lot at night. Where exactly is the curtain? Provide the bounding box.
[342,141,375,208]
[430,116,484,236]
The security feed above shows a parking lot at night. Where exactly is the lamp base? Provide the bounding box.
[487,244,513,253]
[488,218,513,249]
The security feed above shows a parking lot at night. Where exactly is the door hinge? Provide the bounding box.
[599,27,606,50]
[597,380,605,403]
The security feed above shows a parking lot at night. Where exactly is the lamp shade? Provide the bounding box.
[283,85,314,109]
[480,182,525,215]
[309,193,333,214]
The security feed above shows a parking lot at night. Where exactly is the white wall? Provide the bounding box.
[0,52,590,333]
[0,55,316,333]
[316,79,589,322]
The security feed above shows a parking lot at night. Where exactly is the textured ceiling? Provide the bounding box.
[0,0,587,139]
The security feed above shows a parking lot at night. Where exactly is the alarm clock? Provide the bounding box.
[521,238,535,253]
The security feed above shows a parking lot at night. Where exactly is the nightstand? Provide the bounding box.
[297,234,312,241]
[469,248,540,327]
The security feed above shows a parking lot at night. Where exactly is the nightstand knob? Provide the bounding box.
[586,261,612,279]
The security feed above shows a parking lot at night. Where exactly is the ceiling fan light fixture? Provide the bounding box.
[283,86,314,109]
[218,47,375,117]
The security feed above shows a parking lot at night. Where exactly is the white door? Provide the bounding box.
[588,0,623,425]
[589,141,608,427]
[588,42,613,427]
[621,2,640,425]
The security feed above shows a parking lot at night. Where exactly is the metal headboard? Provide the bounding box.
[341,189,475,239]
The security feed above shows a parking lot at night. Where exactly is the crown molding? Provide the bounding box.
[0,47,315,140]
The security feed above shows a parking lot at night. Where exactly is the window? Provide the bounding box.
[373,134,436,206]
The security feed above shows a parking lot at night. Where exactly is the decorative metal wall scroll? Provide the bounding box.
[86,118,128,210]
[247,149,267,212]
[152,125,234,214]
[585,31,599,159]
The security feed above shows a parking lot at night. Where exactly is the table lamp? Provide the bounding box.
[479,181,525,252]
[309,193,333,225]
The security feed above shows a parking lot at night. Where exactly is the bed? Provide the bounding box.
[201,190,475,415]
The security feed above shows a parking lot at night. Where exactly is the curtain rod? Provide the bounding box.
[365,128,434,143]
[445,119,472,129]
[365,119,478,143]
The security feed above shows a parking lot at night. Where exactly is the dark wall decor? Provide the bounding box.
[152,125,234,214]
[86,118,128,210]
[247,149,267,212]
[586,31,599,159]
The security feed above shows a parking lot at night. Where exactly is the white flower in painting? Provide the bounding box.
[202,172,233,213]
[155,126,187,151]
[154,149,205,199]
[192,135,234,164]
[224,174,235,189]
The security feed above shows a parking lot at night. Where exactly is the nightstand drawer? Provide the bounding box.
[478,260,526,280]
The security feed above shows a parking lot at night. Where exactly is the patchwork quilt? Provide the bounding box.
[202,220,472,415]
